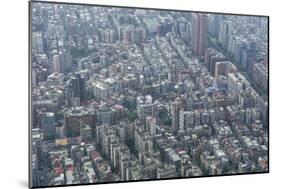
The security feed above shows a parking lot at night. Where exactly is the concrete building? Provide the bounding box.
[64,106,95,137]
[191,13,207,56]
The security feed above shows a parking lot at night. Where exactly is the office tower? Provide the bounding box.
[41,112,56,140]
[191,13,207,56]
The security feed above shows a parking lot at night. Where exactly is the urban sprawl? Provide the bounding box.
[31,3,268,187]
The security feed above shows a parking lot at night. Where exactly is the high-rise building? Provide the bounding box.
[171,98,181,133]
[99,29,116,43]
[53,53,66,73]
[80,124,92,143]
[218,20,232,49]
[137,132,153,155]
[41,112,56,140]
[156,164,176,179]
[205,48,226,76]
[214,61,237,76]
[53,50,72,73]
[132,28,146,44]
[32,69,37,87]
[32,32,44,54]
[214,75,227,90]
[208,15,221,37]
[227,73,250,101]
[137,95,154,121]
[64,106,95,137]
[70,73,87,102]
[179,111,194,131]
[252,63,268,91]
[31,130,41,187]
[191,13,207,56]
[53,54,61,73]
[145,116,156,136]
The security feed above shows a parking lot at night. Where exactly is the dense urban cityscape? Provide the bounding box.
[30,2,269,187]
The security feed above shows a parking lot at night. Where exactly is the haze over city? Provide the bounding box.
[30,2,268,187]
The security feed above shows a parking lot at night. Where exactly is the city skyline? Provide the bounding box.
[30,1,269,188]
